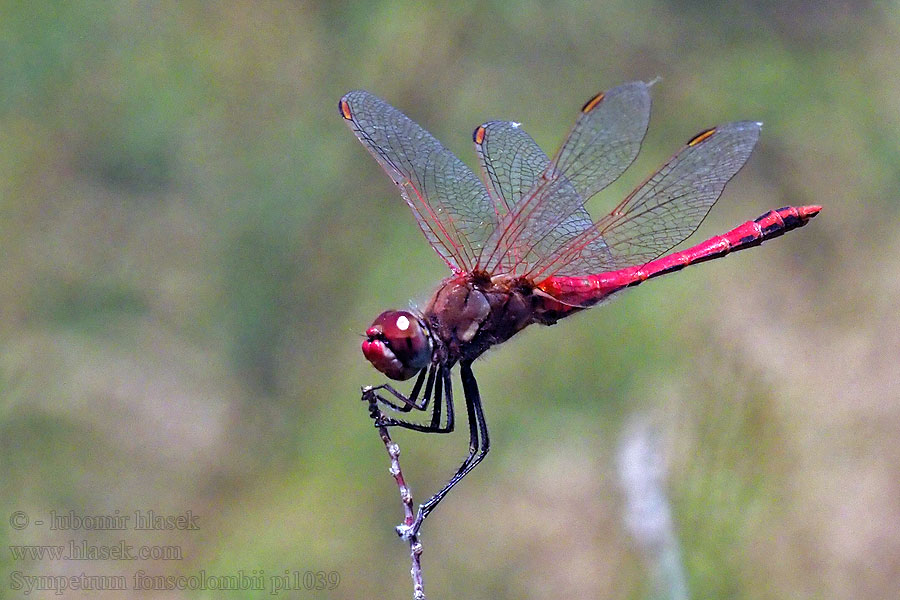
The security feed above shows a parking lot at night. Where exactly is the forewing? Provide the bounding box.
[477,81,650,274]
[340,90,496,272]
[473,121,615,274]
[473,121,547,214]
[531,121,762,279]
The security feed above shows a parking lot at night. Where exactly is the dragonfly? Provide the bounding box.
[340,81,820,538]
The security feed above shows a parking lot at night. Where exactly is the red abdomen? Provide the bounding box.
[536,205,821,315]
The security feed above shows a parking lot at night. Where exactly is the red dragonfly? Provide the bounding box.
[340,81,819,537]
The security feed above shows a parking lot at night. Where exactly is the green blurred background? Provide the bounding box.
[2,1,898,598]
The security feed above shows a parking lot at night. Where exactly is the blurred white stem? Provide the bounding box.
[618,416,688,600]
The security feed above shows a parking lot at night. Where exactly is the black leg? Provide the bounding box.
[404,360,489,537]
[367,365,433,413]
[363,364,454,434]
[429,366,453,431]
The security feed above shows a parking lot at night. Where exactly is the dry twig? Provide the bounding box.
[363,386,427,600]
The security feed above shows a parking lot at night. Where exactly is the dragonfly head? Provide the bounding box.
[362,310,433,380]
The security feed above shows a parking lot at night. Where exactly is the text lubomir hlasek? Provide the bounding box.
[48,510,199,530]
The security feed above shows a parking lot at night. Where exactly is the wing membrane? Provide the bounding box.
[474,121,616,273]
[531,121,762,279]
[340,90,495,272]
[473,121,548,214]
[477,81,651,274]
[551,80,651,200]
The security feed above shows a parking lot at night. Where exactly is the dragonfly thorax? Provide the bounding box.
[423,275,535,362]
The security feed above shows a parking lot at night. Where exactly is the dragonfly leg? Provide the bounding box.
[362,364,453,434]
[364,365,433,413]
[401,360,489,539]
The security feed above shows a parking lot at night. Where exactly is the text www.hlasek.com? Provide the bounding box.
[9,570,341,595]
[9,540,182,561]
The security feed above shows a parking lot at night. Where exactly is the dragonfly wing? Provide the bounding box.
[532,121,762,279]
[473,121,614,274]
[340,90,496,272]
[551,80,652,200]
[473,121,548,214]
[478,82,651,275]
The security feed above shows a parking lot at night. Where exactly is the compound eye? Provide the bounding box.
[362,311,432,380]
